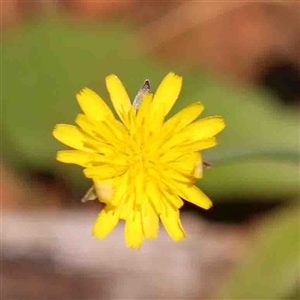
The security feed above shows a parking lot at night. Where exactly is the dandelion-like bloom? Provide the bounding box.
[53,72,225,248]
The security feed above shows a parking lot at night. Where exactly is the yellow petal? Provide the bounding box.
[99,120,130,150]
[127,105,137,138]
[124,210,144,249]
[56,150,95,166]
[75,114,109,143]
[74,86,130,148]
[160,205,185,241]
[76,88,114,121]
[178,184,212,210]
[106,119,129,143]
[71,116,113,154]
[105,74,131,123]
[84,165,126,180]
[136,93,153,128]
[168,152,201,174]
[159,150,186,163]
[142,201,159,239]
[163,190,184,209]
[134,169,145,207]
[164,168,193,183]
[75,114,99,138]
[53,124,95,152]
[151,72,182,118]
[146,73,182,138]
[110,172,129,206]
[92,207,120,239]
[154,101,204,153]
[163,102,204,133]
[75,114,128,155]
[119,194,133,220]
[172,152,202,179]
[161,116,224,150]
[146,180,163,213]
[178,137,217,152]
[181,116,226,142]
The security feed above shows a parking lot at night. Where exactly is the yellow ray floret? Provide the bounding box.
[53,72,226,249]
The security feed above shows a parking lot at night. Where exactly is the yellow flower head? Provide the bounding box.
[53,72,225,248]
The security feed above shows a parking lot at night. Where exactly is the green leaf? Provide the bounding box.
[198,158,300,201]
[215,205,300,299]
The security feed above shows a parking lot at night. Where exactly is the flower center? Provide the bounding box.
[130,146,155,170]
[133,149,147,163]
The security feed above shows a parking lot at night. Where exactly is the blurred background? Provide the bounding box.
[1,0,299,299]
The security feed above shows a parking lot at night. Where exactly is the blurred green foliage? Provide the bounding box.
[2,16,299,200]
[216,204,299,299]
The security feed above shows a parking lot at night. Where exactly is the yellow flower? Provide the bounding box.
[53,72,225,248]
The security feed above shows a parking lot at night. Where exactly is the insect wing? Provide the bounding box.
[133,79,151,111]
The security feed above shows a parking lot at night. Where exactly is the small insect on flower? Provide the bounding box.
[53,72,226,249]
